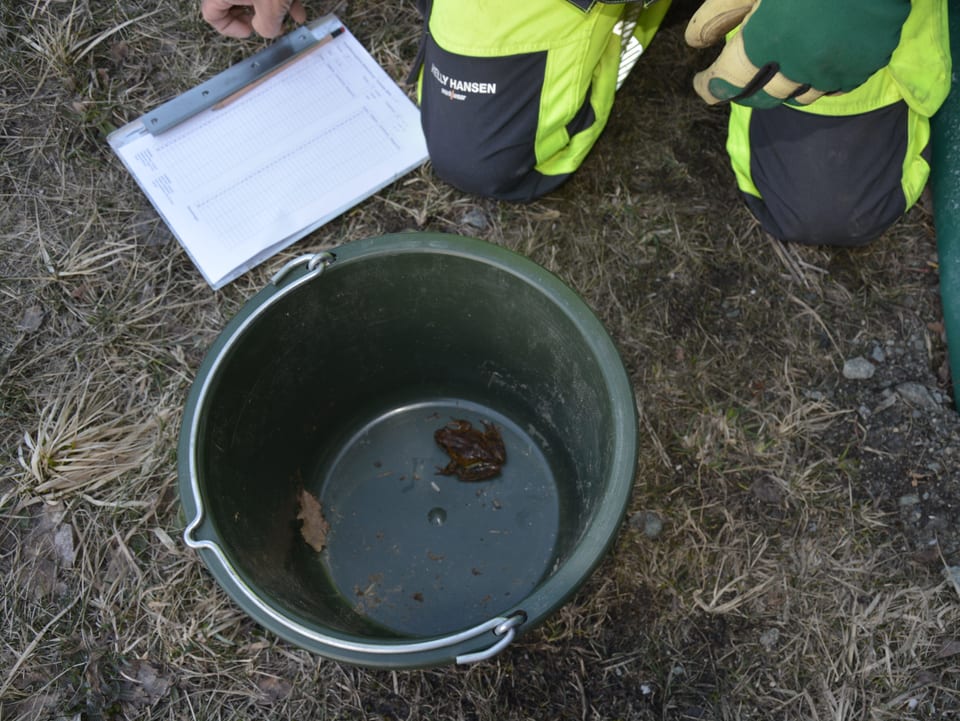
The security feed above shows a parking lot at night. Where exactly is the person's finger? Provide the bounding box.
[685,0,754,48]
[250,0,298,38]
[201,0,256,38]
[691,31,802,105]
[288,0,307,25]
[789,87,826,105]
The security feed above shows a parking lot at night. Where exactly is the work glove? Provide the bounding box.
[684,0,910,108]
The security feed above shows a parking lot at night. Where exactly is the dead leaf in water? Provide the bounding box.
[297,488,329,553]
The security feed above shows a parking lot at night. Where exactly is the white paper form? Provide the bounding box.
[109,17,428,289]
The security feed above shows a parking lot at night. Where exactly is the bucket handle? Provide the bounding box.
[183,509,526,662]
[184,246,526,663]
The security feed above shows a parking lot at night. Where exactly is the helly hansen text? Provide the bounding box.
[431,64,497,95]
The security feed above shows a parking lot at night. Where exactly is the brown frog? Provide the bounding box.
[434,419,506,481]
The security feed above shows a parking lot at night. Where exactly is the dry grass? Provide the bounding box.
[2,0,959,719]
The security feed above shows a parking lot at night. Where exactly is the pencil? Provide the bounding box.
[212,26,345,110]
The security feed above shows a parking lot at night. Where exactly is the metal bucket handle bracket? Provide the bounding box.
[455,613,526,664]
[271,251,336,286]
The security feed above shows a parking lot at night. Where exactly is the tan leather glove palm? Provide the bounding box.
[685,0,910,108]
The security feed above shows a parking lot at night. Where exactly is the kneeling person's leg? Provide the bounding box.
[727,102,929,246]
[416,1,670,202]
[421,43,572,202]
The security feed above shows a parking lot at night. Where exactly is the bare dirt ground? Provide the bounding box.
[2,1,959,719]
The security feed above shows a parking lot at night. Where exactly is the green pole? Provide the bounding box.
[931,3,960,406]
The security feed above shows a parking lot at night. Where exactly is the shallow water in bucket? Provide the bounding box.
[308,397,571,637]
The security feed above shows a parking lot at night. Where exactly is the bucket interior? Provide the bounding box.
[193,246,629,641]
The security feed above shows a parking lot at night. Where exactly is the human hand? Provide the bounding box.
[201,0,307,39]
[684,0,910,108]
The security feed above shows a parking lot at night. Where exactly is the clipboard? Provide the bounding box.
[109,15,429,290]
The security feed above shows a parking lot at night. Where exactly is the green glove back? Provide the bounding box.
[685,0,911,108]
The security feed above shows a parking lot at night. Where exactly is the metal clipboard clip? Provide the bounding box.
[141,16,343,135]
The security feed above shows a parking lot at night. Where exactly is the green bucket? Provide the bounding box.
[177,233,638,667]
